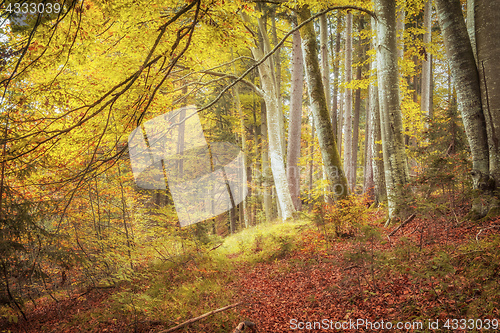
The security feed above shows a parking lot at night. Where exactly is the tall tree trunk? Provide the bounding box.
[352,18,366,193]
[332,13,342,152]
[338,93,344,159]
[370,17,387,205]
[261,103,272,222]
[233,85,249,228]
[247,14,296,220]
[343,11,354,192]
[320,14,332,202]
[374,0,409,221]
[270,10,286,160]
[466,0,478,63]
[396,1,405,65]
[320,14,331,114]
[435,0,489,182]
[287,29,304,211]
[421,0,433,119]
[308,122,315,204]
[476,0,500,188]
[364,82,374,199]
[298,5,349,200]
[352,64,361,192]
[231,49,249,228]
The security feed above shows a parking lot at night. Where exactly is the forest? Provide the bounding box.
[0,0,499,331]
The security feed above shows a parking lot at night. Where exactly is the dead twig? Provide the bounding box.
[476,225,500,242]
[388,214,417,237]
[158,302,243,333]
[209,243,223,252]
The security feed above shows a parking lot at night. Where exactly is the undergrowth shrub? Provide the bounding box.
[219,219,308,263]
[103,246,238,332]
[314,195,370,240]
[374,233,500,319]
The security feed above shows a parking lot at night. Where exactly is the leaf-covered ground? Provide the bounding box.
[231,215,500,332]
[2,212,500,333]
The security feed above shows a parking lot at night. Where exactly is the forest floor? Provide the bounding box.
[2,206,500,333]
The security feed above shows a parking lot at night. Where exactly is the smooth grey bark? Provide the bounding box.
[270,10,286,159]
[320,14,332,202]
[338,91,344,159]
[374,0,409,220]
[364,80,374,198]
[332,13,342,152]
[352,18,366,192]
[287,29,304,210]
[421,0,433,119]
[352,64,361,192]
[467,0,477,63]
[476,0,500,187]
[320,14,331,114]
[343,11,354,192]
[435,0,489,179]
[260,103,272,222]
[369,17,387,205]
[231,49,249,228]
[396,1,405,63]
[308,122,315,203]
[298,6,349,199]
[233,86,249,228]
[371,79,387,204]
[248,15,296,220]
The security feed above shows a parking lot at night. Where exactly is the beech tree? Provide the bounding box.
[343,11,354,192]
[297,5,348,200]
[420,0,433,119]
[475,0,500,189]
[246,12,296,220]
[435,0,489,186]
[287,28,304,210]
[374,0,409,221]
[433,0,499,218]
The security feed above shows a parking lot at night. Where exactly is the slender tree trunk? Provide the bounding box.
[332,13,342,149]
[421,0,433,119]
[308,122,315,205]
[370,17,387,205]
[298,5,349,200]
[338,93,343,158]
[374,0,409,221]
[248,14,296,220]
[467,0,478,63]
[320,14,332,202]
[287,29,304,211]
[476,0,500,188]
[234,86,249,228]
[270,10,286,159]
[320,14,331,114]
[231,49,249,228]
[396,1,405,64]
[364,83,374,198]
[260,103,273,222]
[352,63,361,192]
[343,11,353,192]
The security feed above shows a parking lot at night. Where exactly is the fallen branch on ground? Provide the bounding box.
[476,225,500,242]
[158,302,243,333]
[388,214,417,237]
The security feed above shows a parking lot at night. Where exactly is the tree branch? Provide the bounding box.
[158,302,243,333]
